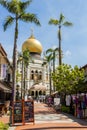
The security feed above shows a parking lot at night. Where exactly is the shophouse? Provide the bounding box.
[0,44,12,114]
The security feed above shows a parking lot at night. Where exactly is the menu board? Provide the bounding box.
[24,100,34,123]
[12,100,34,125]
[13,101,22,123]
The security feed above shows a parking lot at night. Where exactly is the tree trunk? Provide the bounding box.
[12,35,17,102]
[58,26,62,65]
[49,65,52,95]
[21,60,23,99]
[24,66,26,99]
[12,17,18,102]
[53,52,55,92]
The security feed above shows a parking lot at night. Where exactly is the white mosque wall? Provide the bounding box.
[17,56,50,96]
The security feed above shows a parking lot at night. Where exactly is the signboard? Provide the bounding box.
[12,100,34,125]
[54,98,61,110]
[13,101,22,123]
[24,100,34,123]
[54,98,60,106]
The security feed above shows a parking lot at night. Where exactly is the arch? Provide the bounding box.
[39,91,42,95]
[29,84,46,98]
[46,74,48,81]
[35,70,38,74]
[34,70,38,81]
[36,91,38,97]
[43,91,46,95]
[31,70,34,80]
[31,91,34,96]
[39,71,42,80]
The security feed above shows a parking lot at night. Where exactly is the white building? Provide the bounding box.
[17,33,50,99]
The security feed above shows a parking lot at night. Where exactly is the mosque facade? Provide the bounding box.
[17,33,50,99]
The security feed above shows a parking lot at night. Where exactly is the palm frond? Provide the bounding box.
[20,13,41,26]
[63,21,73,26]
[19,0,32,12]
[3,16,14,31]
[0,0,31,15]
[5,0,18,14]
[0,0,7,8]
[46,48,53,54]
[45,54,53,62]
[49,19,59,25]
[54,47,59,52]
[0,0,17,14]
[0,0,40,26]
[59,13,65,24]
[23,49,30,66]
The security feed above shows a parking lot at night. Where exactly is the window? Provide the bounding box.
[31,91,34,96]
[39,71,42,80]
[7,73,10,82]
[46,74,48,81]
[34,70,38,81]
[31,70,34,80]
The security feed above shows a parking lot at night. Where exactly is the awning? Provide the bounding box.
[51,91,58,96]
[30,84,46,91]
[0,83,12,93]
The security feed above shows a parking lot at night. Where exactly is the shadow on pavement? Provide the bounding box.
[35,102,87,126]
[20,126,87,130]
[63,112,87,126]
[35,110,56,114]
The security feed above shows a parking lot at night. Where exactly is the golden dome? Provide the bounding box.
[22,35,42,54]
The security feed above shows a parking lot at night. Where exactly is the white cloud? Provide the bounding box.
[52,45,57,49]
[8,58,12,63]
[65,50,72,57]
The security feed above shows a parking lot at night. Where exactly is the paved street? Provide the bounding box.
[0,101,87,130]
[15,102,87,130]
[34,102,75,123]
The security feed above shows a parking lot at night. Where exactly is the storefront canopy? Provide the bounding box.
[0,82,12,93]
[30,84,46,91]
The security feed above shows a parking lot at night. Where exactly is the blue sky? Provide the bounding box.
[0,0,87,67]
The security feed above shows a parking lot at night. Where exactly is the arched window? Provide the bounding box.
[35,70,38,74]
[34,70,38,81]
[31,70,34,80]
[36,91,38,97]
[39,71,42,80]
[46,74,48,81]
[31,91,34,96]
[39,91,42,95]
[7,73,10,82]
[43,91,46,95]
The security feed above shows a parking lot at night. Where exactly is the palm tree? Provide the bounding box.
[0,0,40,101]
[43,53,53,95]
[46,48,59,92]
[22,49,31,99]
[18,49,32,100]
[17,52,23,99]
[46,48,59,73]
[49,13,73,65]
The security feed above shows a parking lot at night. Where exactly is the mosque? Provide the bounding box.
[17,32,50,99]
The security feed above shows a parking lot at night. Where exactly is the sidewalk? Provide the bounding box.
[15,102,87,130]
[0,102,87,130]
